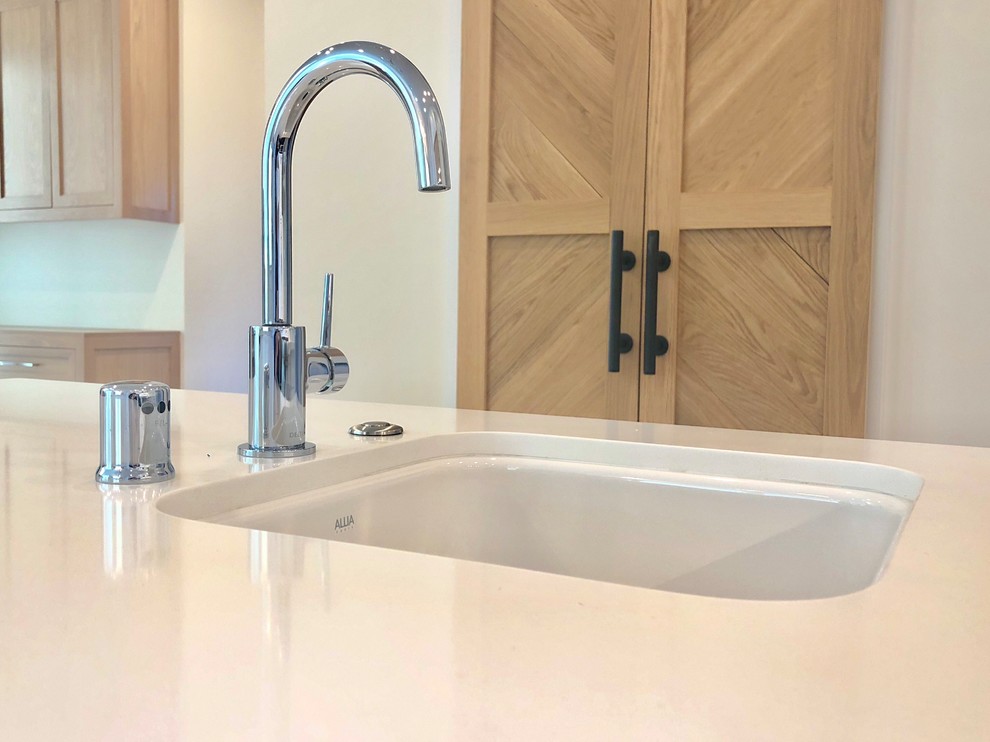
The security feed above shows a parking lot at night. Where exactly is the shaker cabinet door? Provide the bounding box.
[0,0,177,222]
[459,0,651,420]
[51,0,115,207]
[0,0,53,210]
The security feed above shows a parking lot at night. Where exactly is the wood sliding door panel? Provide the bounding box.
[642,0,879,436]
[676,228,828,435]
[459,0,650,421]
[0,0,53,210]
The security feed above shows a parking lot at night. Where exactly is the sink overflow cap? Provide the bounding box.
[349,421,404,437]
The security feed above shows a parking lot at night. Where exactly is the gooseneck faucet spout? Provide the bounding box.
[262,42,450,326]
[239,42,450,459]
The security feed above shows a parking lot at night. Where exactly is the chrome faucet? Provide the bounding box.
[238,41,450,459]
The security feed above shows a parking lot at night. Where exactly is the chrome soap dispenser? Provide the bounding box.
[96,381,175,485]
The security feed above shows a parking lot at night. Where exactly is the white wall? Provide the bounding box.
[869,0,990,446]
[264,0,461,407]
[180,0,264,392]
[0,220,182,329]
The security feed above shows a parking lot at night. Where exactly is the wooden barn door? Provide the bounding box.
[640,0,882,436]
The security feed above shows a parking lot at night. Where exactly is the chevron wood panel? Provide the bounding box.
[682,0,837,193]
[487,234,615,419]
[490,92,601,202]
[676,228,828,434]
[489,0,617,202]
[774,226,830,282]
[550,0,615,61]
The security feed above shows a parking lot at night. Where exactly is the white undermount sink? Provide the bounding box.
[158,432,923,600]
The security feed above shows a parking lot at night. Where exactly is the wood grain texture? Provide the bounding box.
[824,0,883,437]
[639,0,687,424]
[52,0,115,207]
[487,235,612,418]
[605,0,650,419]
[461,0,879,434]
[460,0,648,419]
[774,226,830,282]
[0,0,53,209]
[456,0,493,409]
[676,229,827,434]
[120,0,178,222]
[84,331,181,387]
[679,189,831,230]
[0,344,76,381]
[642,0,875,436]
[681,0,836,193]
[489,0,614,200]
[0,327,180,386]
[489,92,599,203]
[488,200,609,237]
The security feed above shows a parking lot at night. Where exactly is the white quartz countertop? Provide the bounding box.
[1,379,988,740]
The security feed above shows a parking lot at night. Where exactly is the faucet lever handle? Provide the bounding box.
[319,273,334,349]
[306,272,349,395]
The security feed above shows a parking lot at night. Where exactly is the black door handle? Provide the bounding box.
[643,229,670,375]
[607,230,635,373]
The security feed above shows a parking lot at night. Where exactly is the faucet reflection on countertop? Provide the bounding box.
[101,483,171,581]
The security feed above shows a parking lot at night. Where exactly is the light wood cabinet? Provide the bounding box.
[0,0,178,223]
[0,0,53,210]
[458,0,882,437]
[0,327,181,387]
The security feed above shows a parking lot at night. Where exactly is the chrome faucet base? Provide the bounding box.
[246,324,308,450]
[237,441,315,460]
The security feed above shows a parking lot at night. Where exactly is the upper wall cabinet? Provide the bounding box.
[0,0,178,223]
[458,0,882,437]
